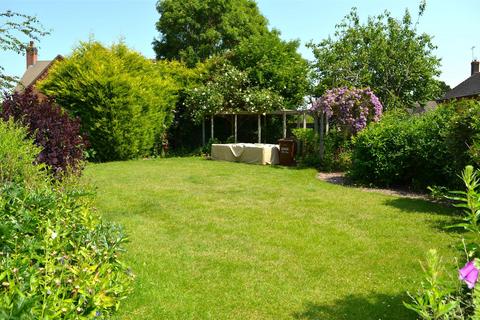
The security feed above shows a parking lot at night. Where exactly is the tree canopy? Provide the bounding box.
[0,10,49,90]
[184,30,311,120]
[229,31,310,109]
[153,0,269,66]
[308,6,441,110]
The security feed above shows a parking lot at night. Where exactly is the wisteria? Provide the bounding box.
[310,87,383,134]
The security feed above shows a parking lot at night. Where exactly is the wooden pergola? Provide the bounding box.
[202,109,309,145]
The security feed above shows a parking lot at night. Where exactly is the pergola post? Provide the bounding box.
[282,112,287,139]
[303,112,307,129]
[202,117,205,146]
[319,112,325,160]
[257,114,261,143]
[211,115,214,140]
[234,114,238,143]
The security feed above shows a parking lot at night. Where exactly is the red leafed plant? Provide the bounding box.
[1,88,87,176]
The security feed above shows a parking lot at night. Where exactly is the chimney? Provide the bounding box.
[26,41,38,68]
[472,60,480,76]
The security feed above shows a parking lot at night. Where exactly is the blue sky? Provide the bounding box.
[1,0,478,87]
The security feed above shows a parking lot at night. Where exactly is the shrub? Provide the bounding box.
[0,184,133,319]
[322,131,353,171]
[0,117,133,318]
[38,41,181,162]
[0,119,47,188]
[1,89,87,176]
[349,105,459,189]
[292,128,320,167]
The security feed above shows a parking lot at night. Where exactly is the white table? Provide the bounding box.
[211,143,280,165]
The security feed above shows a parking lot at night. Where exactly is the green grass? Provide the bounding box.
[84,157,459,320]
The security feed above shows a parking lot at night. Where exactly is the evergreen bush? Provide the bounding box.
[39,41,180,161]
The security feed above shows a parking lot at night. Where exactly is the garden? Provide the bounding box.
[2,0,480,319]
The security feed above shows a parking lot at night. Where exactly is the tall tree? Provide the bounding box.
[308,5,441,110]
[0,10,49,90]
[153,0,269,66]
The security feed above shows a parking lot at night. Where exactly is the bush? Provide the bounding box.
[1,89,86,176]
[0,119,47,188]
[322,131,353,171]
[349,104,461,189]
[0,184,133,319]
[0,115,133,319]
[38,41,182,162]
[292,128,320,167]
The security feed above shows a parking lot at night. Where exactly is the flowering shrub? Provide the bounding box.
[1,89,87,175]
[311,87,383,135]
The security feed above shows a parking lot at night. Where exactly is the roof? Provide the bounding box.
[443,72,480,100]
[15,55,63,91]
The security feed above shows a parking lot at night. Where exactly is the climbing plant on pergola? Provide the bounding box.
[185,63,309,144]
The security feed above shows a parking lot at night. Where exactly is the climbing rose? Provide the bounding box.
[459,260,479,289]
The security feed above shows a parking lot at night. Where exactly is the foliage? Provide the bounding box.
[0,119,47,188]
[38,40,182,162]
[292,128,320,167]
[437,81,452,100]
[449,166,480,239]
[311,87,383,135]
[0,10,49,90]
[404,166,480,319]
[404,250,461,319]
[350,99,480,189]
[228,31,310,109]
[153,0,269,66]
[0,118,133,318]
[0,183,134,319]
[185,62,284,121]
[1,89,87,175]
[322,131,354,171]
[308,6,441,110]
[349,105,461,189]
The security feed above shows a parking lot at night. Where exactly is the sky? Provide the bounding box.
[1,0,479,88]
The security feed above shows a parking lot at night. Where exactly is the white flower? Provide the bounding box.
[51,231,57,240]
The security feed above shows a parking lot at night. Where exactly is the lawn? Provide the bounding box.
[84,157,459,320]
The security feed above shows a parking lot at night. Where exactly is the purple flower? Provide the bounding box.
[311,87,383,135]
[459,260,479,289]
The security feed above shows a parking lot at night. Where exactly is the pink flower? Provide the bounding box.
[459,260,479,289]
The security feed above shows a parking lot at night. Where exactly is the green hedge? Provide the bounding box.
[39,41,182,162]
[349,100,480,189]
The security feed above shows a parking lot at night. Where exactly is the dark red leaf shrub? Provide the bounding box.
[1,88,87,175]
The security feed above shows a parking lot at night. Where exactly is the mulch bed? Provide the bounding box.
[316,172,431,200]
